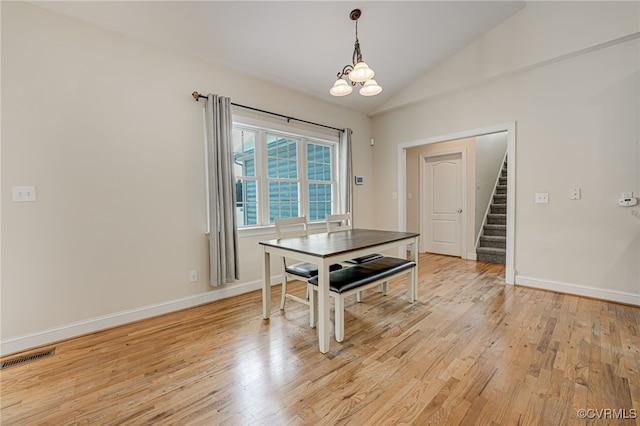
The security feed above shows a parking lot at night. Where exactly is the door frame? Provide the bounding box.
[397,122,516,284]
[419,149,467,258]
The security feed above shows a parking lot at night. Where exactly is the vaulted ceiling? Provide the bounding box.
[32,1,526,115]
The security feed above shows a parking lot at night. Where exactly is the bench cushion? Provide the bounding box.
[308,256,416,293]
[286,262,342,278]
[344,253,384,265]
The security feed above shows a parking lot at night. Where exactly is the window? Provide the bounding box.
[232,128,258,227]
[266,134,299,222]
[232,122,338,228]
[307,143,333,221]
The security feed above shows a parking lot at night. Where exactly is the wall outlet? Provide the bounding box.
[188,270,198,283]
[569,188,581,200]
[12,186,37,202]
[535,192,549,204]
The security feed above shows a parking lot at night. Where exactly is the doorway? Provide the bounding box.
[396,122,516,284]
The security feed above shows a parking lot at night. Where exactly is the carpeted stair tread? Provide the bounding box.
[477,156,508,264]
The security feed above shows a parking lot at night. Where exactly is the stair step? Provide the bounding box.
[493,194,507,203]
[483,224,506,237]
[490,204,507,214]
[481,235,506,241]
[496,185,507,194]
[499,177,508,185]
[487,214,507,225]
[480,235,506,249]
[477,247,506,264]
[477,246,505,254]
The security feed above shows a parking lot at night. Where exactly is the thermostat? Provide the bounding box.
[355,176,364,185]
[619,192,638,207]
[619,198,638,207]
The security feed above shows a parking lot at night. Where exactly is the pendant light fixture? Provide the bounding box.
[329,9,382,97]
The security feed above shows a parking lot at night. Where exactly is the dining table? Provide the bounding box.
[259,228,420,353]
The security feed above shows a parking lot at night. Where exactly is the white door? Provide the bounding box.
[423,154,462,256]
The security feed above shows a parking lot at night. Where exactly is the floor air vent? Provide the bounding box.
[0,348,56,369]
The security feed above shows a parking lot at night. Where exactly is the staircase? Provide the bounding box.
[477,157,508,264]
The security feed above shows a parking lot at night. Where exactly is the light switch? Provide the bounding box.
[569,188,581,200]
[12,186,37,202]
[535,192,549,204]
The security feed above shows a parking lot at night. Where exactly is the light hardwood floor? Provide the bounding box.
[1,253,639,425]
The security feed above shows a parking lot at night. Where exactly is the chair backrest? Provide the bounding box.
[275,216,308,239]
[326,213,352,233]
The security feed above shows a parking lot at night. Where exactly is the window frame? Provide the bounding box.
[231,115,340,237]
[264,132,302,225]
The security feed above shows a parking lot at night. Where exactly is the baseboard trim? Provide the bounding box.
[1,276,284,356]
[515,275,640,306]
[8,273,635,356]
[466,252,477,261]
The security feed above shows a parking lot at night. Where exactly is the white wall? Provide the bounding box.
[371,2,640,304]
[1,2,373,353]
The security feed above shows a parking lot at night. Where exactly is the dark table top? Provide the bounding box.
[259,228,420,258]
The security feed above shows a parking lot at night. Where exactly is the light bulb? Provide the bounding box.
[359,79,382,96]
[348,62,375,83]
[330,78,353,96]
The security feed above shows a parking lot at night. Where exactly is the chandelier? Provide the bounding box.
[329,9,382,97]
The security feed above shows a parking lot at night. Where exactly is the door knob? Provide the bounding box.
[457,209,462,213]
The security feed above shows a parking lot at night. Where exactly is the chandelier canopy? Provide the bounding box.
[329,9,382,97]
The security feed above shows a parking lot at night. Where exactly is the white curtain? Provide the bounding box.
[338,128,353,219]
[205,94,239,286]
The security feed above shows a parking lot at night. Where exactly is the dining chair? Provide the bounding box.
[274,216,342,310]
[325,212,385,300]
[326,213,384,264]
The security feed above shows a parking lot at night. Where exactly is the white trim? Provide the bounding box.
[505,124,516,284]
[516,275,640,306]
[397,122,516,284]
[0,276,286,356]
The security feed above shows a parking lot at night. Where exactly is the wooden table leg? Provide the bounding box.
[317,262,330,353]
[262,249,271,319]
[410,238,418,302]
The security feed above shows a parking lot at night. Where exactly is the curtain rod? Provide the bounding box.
[191,91,343,133]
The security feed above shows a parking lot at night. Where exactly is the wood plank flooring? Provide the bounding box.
[1,253,639,425]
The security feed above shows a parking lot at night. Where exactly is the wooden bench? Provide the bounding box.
[307,256,417,342]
